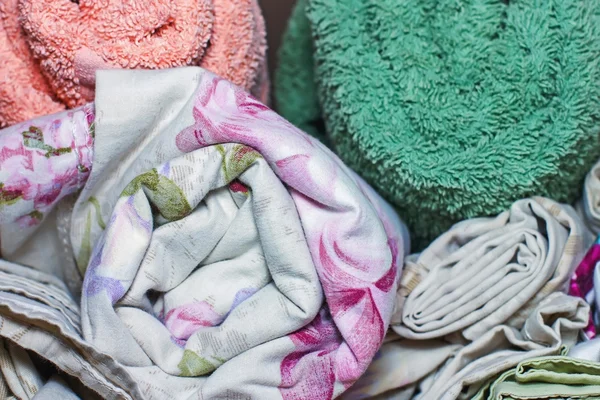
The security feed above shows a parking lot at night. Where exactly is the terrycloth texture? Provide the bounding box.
[344,292,588,400]
[473,356,600,399]
[0,0,64,129]
[0,67,409,399]
[277,0,600,248]
[0,0,268,128]
[392,197,587,341]
[274,0,323,141]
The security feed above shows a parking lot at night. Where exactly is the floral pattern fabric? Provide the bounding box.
[569,235,600,339]
[0,68,409,399]
[0,105,94,227]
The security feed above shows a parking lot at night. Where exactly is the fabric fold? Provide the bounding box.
[568,235,600,339]
[344,197,589,400]
[345,292,589,400]
[568,159,600,340]
[577,160,600,236]
[0,67,409,399]
[393,197,587,341]
[473,356,600,399]
[0,259,135,399]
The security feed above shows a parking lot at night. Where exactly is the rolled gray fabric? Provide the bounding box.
[394,197,587,341]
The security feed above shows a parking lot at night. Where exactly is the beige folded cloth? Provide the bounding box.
[394,197,587,341]
[344,197,590,400]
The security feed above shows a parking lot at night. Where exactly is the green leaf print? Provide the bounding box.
[120,169,192,221]
[28,210,43,222]
[0,183,22,206]
[178,350,217,376]
[76,211,93,275]
[75,197,107,275]
[22,126,72,158]
[216,144,262,183]
[88,197,106,230]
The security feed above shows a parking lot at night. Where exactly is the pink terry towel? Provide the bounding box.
[0,0,268,128]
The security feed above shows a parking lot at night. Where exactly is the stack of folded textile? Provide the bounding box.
[3,0,600,399]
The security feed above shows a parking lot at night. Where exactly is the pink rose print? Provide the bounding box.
[0,105,95,226]
[229,180,249,194]
[280,310,341,400]
[279,235,398,399]
[170,73,405,398]
[175,77,274,154]
[164,288,258,346]
[165,302,223,343]
[569,236,600,338]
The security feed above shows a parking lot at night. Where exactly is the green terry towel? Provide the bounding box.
[276,0,600,248]
[474,356,600,399]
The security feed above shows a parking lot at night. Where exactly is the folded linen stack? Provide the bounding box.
[474,356,600,400]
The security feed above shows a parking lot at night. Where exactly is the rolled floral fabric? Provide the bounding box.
[0,105,95,290]
[0,67,409,399]
[0,105,94,226]
[393,197,587,341]
[345,292,589,400]
[473,356,600,400]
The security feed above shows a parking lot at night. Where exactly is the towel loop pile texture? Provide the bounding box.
[0,0,269,128]
[276,0,600,247]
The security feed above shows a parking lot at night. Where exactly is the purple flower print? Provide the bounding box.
[83,244,126,305]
